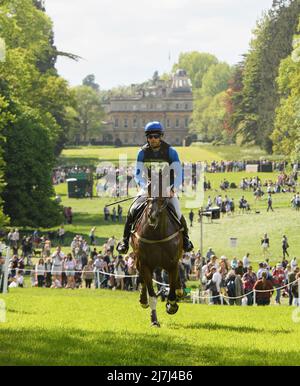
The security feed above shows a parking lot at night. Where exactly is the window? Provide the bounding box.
[167,119,171,128]
[124,119,128,128]
[176,118,179,128]
[185,117,189,127]
[185,103,189,110]
[176,103,179,110]
[114,118,119,128]
[133,118,137,128]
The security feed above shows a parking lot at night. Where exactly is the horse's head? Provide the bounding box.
[147,198,169,228]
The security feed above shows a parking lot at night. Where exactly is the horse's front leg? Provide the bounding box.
[139,274,149,309]
[143,265,160,327]
[166,266,179,315]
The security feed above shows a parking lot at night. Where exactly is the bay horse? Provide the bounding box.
[131,196,184,327]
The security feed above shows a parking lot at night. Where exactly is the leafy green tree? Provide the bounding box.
[200,62,233,97]
[272,19,300,159]
[0,0,73,227]
[173,51,218,89]
[72,86,104,143]
[239,0,300,152]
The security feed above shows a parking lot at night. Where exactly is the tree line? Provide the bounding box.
[0,0,105,229]
[174,0,300,159]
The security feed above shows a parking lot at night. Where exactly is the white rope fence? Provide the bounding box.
[2,245,299,306]
[191,278,300,306]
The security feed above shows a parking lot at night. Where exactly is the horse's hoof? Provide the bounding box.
[166,302,179,315]
[140,303,149,309]
[151,321,160,328]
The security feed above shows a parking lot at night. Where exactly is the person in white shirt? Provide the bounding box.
[51,247,65,288]
[243,253,251,269]
[291,257,298,271]
[211,267,222,304]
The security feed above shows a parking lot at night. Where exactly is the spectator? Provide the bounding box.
[242,253,251,270]
[254,271,274,306]
[82,260,94,288]
[57,225,65,245]
[182,253,192,280]
[291,272,300,306]
[89,227,96,245]
[267,193,274,212]
[261,233,270,257]
[291,257,298,271]
[107,236,116,256]
[235,260,244,277]
[230,257,238,270]
[64,253,76,289]
[271,263,285,304]
[114,255,126,290]
[45,258,52,288]
[35,258,45,287]
[117,205,123,222]
[288,267,300,306]
[211,267,222,305]
[206,247,215,262]
[242,266,257,306]
[282,235,289,258]
[51,246,65,288]
[225,270,236,306]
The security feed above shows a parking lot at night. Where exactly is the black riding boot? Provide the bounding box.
[117,213,134,254]
[180,215,194,252]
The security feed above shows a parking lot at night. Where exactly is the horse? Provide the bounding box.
[130,196,184,327]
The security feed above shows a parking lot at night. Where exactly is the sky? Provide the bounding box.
[45,0,274,90]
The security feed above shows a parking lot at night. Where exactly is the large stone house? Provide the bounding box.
[102,69,193,146]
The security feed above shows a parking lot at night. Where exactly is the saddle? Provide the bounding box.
[131,197,181,231]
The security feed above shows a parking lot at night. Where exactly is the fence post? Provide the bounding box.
[97,270,100,289]
[253,290,256,306]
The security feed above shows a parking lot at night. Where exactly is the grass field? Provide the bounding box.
[58,143,284,167]
[1,288,300,366]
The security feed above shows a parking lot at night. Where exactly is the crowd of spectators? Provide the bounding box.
[199,249,299,306]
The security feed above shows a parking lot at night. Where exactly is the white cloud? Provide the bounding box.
[45,0,273,89]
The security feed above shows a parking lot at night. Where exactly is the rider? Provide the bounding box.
[117,121,194,254]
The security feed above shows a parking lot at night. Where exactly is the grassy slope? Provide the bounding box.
[52,170,300,268]
[1,288,300,366]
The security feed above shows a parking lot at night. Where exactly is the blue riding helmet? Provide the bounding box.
[144,121,164,134]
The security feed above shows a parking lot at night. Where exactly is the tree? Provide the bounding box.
[173,51,218,89]
[271,19,300,159]
[0,0,73,227]
[200,62,233,97]
[82,74,100,92]
[239,0,300,152]
[73,86,105,143]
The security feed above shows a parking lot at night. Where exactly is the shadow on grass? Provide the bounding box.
[168,322,292,335]
[0,327,299,366]
[74,213,124,228]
